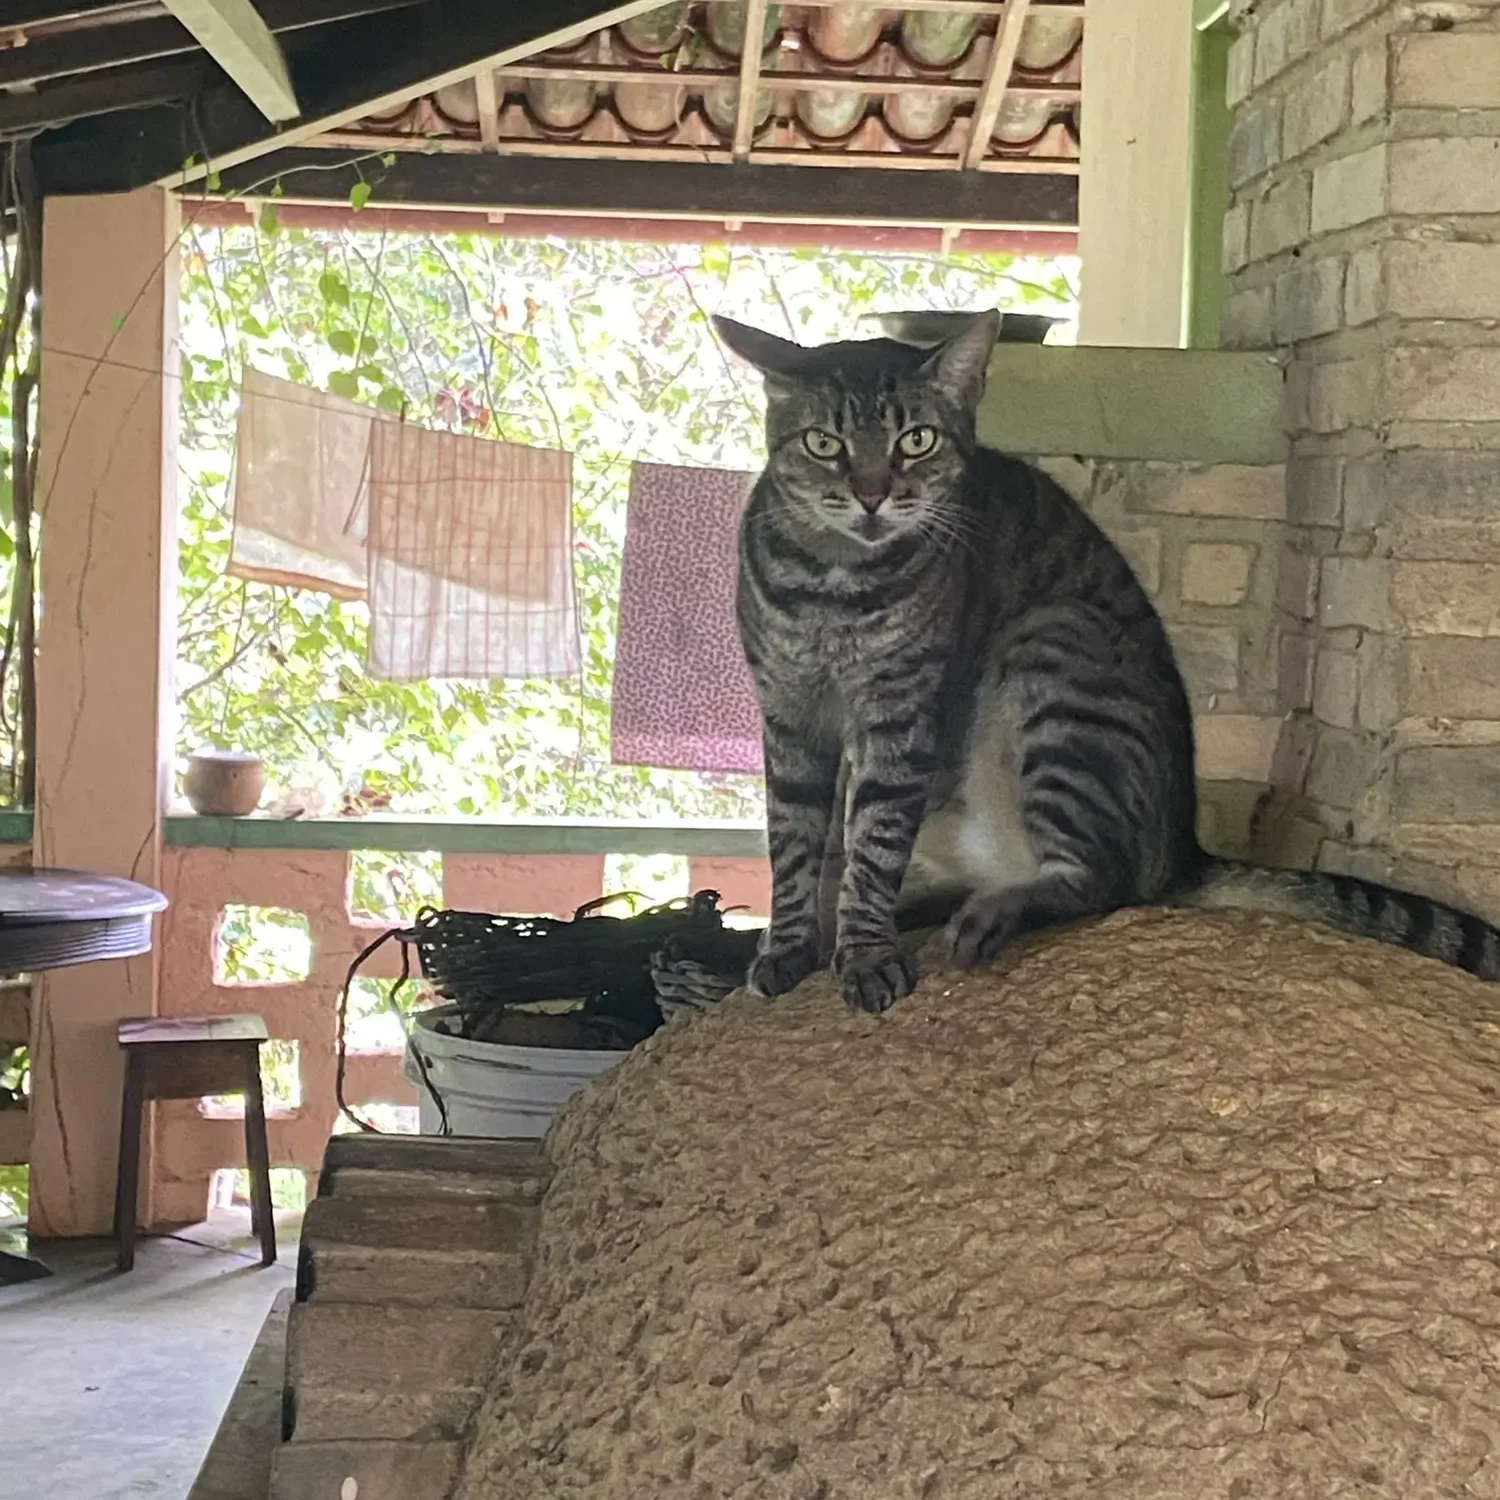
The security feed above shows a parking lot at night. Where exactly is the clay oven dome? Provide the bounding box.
[458,908,1500,1499]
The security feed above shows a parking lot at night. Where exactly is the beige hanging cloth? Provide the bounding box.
[227,367,379,600]
[362,420,581,681]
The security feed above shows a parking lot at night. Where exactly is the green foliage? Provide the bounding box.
[221,1166,307,1212]
[0,1164,25,1221]
[213,905,312,984]
[176,228,1077,820]
[349,849,443,924]
[0,1042,26,1101]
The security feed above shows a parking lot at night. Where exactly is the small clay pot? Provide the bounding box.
[183,751,265,818]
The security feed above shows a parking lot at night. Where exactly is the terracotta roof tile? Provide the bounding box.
[323,2,1083,172]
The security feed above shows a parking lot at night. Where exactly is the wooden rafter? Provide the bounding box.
[310,126,1079,174]
[159,0,299,122]
[0,0,420,92]
[0,57,210,133]
[210,145,1080,226]
[494,60,1077,103]
[730,0,769,162]
[0,1,148,27]
[962,0,1033,169]
[31,0,666,196]
[473,66,500,151]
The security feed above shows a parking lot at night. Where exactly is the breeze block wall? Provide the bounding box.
[1222,0,1500,917]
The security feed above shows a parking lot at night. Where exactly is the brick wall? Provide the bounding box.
[1223,0,1500,913]
[1033,456,1292,856]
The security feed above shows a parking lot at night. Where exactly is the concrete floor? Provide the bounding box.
[1,1213,298,1500]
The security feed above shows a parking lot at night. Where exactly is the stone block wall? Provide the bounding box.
[1222,0,1500,916]
[1030,456,1294,857]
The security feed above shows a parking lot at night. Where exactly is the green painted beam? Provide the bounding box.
[165,814,768,858]
[0,811,768,857]
[979,345,1288,464]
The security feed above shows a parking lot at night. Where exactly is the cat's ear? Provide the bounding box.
[920,308,1001,409]
[711,316,809,390]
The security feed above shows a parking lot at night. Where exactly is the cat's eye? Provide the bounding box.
[802,428,844,460]
[897,426,940,460]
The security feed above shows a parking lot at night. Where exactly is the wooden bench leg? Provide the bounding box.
[114,1053,145,1273]
[243,1046,277,1267]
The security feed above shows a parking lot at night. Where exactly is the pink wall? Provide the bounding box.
[149,845,771,1225]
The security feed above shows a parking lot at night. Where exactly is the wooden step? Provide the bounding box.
[0,980,29,1048]
[317,1134,547,1196]
[0,1105,29,1167]
[298,1151,544,1308]
[286,1301,509,1443]
[270,1440,463,1500]
[270,1134,548,1500]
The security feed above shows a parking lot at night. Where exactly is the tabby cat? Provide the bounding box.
[715,307,1500,1014]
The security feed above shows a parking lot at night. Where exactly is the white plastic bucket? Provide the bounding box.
[403,1004,625,1138]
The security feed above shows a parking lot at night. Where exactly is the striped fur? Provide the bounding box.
[715,310,1500,1012]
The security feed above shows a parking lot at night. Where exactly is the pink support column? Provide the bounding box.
[29,189,179,1238]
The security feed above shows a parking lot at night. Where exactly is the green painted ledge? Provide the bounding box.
[980,346,1289,466]
[168,814,768,857]
[0,811,767,857]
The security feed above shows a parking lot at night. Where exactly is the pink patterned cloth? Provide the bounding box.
[611,462,764,774]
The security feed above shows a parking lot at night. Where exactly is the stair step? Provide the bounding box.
[270,1439,462,1500]
[285,1302,507,1444]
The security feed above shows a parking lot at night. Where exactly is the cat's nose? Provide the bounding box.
[852,482,889,514]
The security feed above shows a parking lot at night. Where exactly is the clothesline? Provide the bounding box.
[226,367,765,776]
[229,367,580,682]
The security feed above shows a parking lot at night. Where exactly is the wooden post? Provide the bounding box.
[1076,0,1197,347]
[29,189,180,1239]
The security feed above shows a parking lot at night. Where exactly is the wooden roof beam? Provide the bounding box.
[1,1,148,28]
[0,56,209,133]
[159,0,299,121]
[0,0,419,93]
[31,0,665,196]
[962,0,1032,169]
[210,145,1080,228]
[730,0,769,162]
[474,66,500,151]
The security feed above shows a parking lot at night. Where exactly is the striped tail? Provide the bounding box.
[1179,856,1500,982]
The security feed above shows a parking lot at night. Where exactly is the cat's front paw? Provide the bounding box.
[834,942,916,1014]
[747,936,821,998]
[943,890,1024,968]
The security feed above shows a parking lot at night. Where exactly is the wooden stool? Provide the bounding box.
[114,1014,277,1272]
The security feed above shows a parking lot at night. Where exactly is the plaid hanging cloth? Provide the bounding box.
[361,420,582,681]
